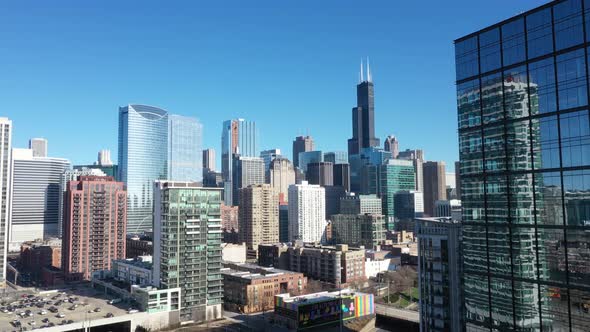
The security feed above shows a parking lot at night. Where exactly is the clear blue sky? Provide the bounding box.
[1,0,547,170]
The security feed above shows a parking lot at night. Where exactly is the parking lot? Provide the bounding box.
[0,286,130,331]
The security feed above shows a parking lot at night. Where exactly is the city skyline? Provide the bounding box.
[1,1,546,170]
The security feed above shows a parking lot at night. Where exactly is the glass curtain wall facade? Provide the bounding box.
[119,105,168,234]
[168,115,203,183]
[221,119,258,205]
[455,1,590,330]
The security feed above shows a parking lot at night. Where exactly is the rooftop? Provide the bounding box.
[276,289,367,305]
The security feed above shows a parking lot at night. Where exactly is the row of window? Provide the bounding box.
[456,0,590,80]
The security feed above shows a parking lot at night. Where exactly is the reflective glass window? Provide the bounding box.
[502,18,526,66]
[460,129,483,176]
[507,120,532,171]
[531,115,561,169]
[457,79,481,129]
[490,277,514,330]
[464,274,491,325]
[486,176,508,224]
[537,227,567,283]
[563,169,590,226]
[511,227,538,279]
[509,174,535,224]
[570,288,590,330]
[481,73,504,124]
[528,57,557,115]
[557,49,588,110]
[513,281,541,330]
[462,177,485,223]
[559,110,590,167]
[539,285,570,330]
[504,65,529,119]
[484,125,506,172]
[566,229,590,288]
[487,226,511,276]
[586,0,590,41]
[479,28,501,73]
[554,0,584,50]
[527,8,554,59]
[534,172,564,226]
[463,225,488,273]
[456,36,479,80]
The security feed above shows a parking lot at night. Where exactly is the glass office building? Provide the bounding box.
[168,114,203,183]
[221,119,258,205]
[455,1,590,330]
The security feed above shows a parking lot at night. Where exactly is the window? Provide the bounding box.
[537,228,567,283]
[484,125,506,172]
[509,174,535,224]
[529,57,557,115]
[504,65,529,119]
[479,28,501,73]
[563,170,590,226]
[455,37,480,80]
[554,0,584,50]
[502,18,526,66]
[482,73,504,124]
[531,115,560,169]
[534,172,564,226]
[507,120,532,171]
[557,49,587,110]
[489,277,514,329]
[540,285,569,330]
[457,79,481,128]
[485,176,508,224]
[559,110,590,167]
[527,8,554,59]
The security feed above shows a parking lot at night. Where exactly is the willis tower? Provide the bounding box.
[348,58,380,156]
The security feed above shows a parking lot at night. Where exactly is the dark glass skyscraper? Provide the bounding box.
[348,60,380,156]
[456,1,590,330]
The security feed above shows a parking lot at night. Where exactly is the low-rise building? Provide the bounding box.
[19,238,61,281]
[257,243,289,269]
[126,235,153,258]
[221,262,307,313]
[331,214,386,248]
[131,285,182,314]
[340,193,382,215]
[222,243,247,264]
[274,289,375,331]
[112,256,153,287]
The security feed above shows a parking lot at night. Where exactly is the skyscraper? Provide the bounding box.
[118,104,202,234]
[379,159,416,230]
[333,163,351,192]
[455,1,590,330]
[9,148,70,249]
[203,148,216,172]
[238,184,279,255]
[97,149,113,166]
[398,149,424,193]
[298,150,323,174]
[324,151,348,165]
[221,119,258,205]
[292,135,314,169]
[306,162,334,186]
[268,157,296,203]
[29,138,47,157]
[454,161,461,199]
[383,135,399,158]
[260,148,281,171]
[153,181,223,322]
[423,161,447,216]
[232,156,265,205]
[348,59,380,156]
[0,118,12,288]
[62,176,126,281]
[288,181,325,243]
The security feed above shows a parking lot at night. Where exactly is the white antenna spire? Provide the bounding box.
[360,58,364,83]
[367,57,372,82]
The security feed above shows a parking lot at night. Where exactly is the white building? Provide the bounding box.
[58,167,107,237]
[434,199,462,221]
[29,138,47,158]
[98,149,113,166]
[222,243,247,263]
[8,148,70,250]
[0,118,12,288]
[268,157,296,203]
[365,258,392,278]
[288,181,325,243]
[112,256,153,287]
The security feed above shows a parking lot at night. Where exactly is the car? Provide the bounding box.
[48,322,55,327]
[56,313,65,318]
[29,321,36,326]
[67,319,74,324]
[39,310,47,315]
[42,318,49,323]
[127,308,138,314]
[107,298,122,304]
[105,312,114,318]
[68,306,76,311]
[94,307,101,312]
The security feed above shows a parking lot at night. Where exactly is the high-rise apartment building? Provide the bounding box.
[203,148,216,171]
[59,167,107,237]
[0,118,12,288]
[383,135,399,158]
[331,214,386,249]
[379,159,416,229]
[62,176,126,281]
[29,138,47,158]
[324,151,348,165]
[333,163,351,192]
[279,204,289,243]
[339,194,382,215]
[239,184,279,255]
[260,148,281,171]
[292,135,314,169]
[153,181,223,322]
[456,1,590,330]
[288,181,326,243]
[9,148,70,249]
[118,104,202,234]
[348,59,380,155]
[268,157,296,203]
[221,119,258,205]
[423,161,447,216]
[221,204,239,232]
[232,156,265,205]
[306,162,334,186]
[416,217,462,332]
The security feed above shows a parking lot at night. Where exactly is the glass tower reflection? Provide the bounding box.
[456,1,590,331]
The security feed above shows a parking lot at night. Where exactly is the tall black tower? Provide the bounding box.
[348,59,380,156]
